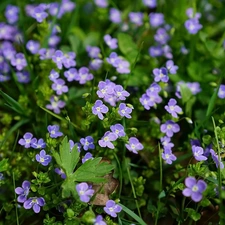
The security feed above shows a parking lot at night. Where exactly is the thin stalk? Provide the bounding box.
[126,160,142,218]
[155,143,163,225]
[13,172,20,225]
[113,152,123,198]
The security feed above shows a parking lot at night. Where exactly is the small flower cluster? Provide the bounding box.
[15,180,45,213]
[185,8,202,34]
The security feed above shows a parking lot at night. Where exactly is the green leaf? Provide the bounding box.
[199,198,211,207]
[72,158,114,183]
[158,190,166,199]
[0,159,8,172]
[52,136,80,176]
[0,90,27,116]
[118,33,139,64]
[185,208,201,221]
[179,84,193,105]
[119,203,147,225]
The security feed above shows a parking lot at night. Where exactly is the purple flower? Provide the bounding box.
[125,137,143,154]
[89,59,103,70]
[180,46,189,55]
[186,82,201,95]
[114,85,130,101]
[86,46,101,58]
[192,146,207,161]
[185,18,202,34]
[109,8,121,24]
[154,28,170,45]
[11,53,27,71]
[52,78,69,95]
[0,74,10,82]
[46,96,66,114]
[49,69,59,81]
[94,0,108,8]
[74,67,94,84]
[106,52,120,67]
[18,132,36,148]
[162,148,177,164]
[31,5,48,23]
[82,152,93,164]
[61,0,76,13]
[162,44,173,59]
[218,84,225,99]
[31,138,46,149]
[69,140,81,152]
[55,168,66,179]
[104,200,122,218]
[94,215,106,225]
[210,149,224,169]
[76,182,94,203]
[166,60,178,74]
[160,136,174,149]
[36,150,52,166]
[143,0,157,8]
[165,98,182,118]
[64,68,78,82]
[62,52,76,68]
[116,59,130,74]
[149,13,164,27]
[5,5,19,24]
[23,197,45,213]
[16,71,30,83]
[110,124,126,138]
[47,125,63,138]
[39,48,55,60]
[129,12,144,26]
[26,40,40,54]
[149,46,163,57]
[98,131,117,149]
[153,67,169,83]
[80,136,95,151]
[182,177,207,202]
[92,100,108,120]
[104,35,118,49]
[97,80,115,99]
[186,8,201,19]
[118,103,132,119]
[52,50,65,69]
[146,82,161,95]
[15,181,30,203]
[48,35,61,47]
[160,120,180,137]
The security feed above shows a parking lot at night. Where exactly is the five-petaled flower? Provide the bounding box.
[47,125,63,138]
[92,100,109,120]
[104,200,122,218]
[18,132,36,148]
[15,180,31,203]
[98,131,117,149]
[165,98,182,118]
[182,177,207,202]
[76,182,94,203]
[36,150,52,166]
[125,137,144,154]
[160,120,180,137]
[23,197,45,213]
[118,103,132,118]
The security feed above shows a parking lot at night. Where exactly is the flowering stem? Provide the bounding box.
[212,117,223,221]
[13,172,20,225]
[126,160,142,219]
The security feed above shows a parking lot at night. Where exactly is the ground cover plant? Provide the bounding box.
[0,0,225,224]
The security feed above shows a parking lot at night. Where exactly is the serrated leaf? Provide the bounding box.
[72,158,114,183]
[61,178,77,198]
[0,159,8,172]
[52,136,80,176]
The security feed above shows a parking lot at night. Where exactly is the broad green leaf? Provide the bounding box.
[72,157,114,183]
[0,90,27,116]
[179,84,193,105]
[61,178,77,198]
[0,159,8,172]
[118,33,139,64]
[185,208,201,221]
[52,136,80,176]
